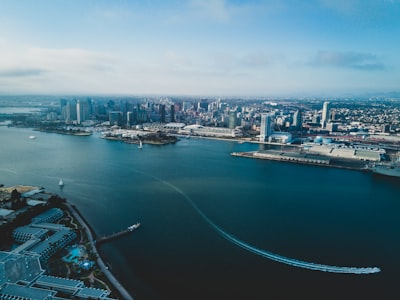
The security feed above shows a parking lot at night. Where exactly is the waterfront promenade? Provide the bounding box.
[65,202,134,300]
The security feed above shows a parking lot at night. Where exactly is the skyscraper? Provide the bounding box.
[321,101,330,128]
[228,110,237,129]
[76,100,81,125]
[260,113,273,142]
[292,109,302,129]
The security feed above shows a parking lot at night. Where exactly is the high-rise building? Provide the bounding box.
[127,111,133,127]
[109,111,122,126]
[321,101,330,128]
[292,109,302,129]
[159,104,166,123]
[65,100,77,123]
[228,110,237,129]
[260,113,273,142]
[170,105,175,122]
[60,99,67,121]
[76,100,81,124]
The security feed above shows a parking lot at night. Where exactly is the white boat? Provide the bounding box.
[29,135,36,139]
[59,179,64,186]
[138,140,143,149]
[371,164,400,178]
[128,223,140,231]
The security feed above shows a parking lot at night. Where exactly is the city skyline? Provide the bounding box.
[0,0,399,97]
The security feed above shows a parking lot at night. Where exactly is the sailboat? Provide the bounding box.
[138,140,143,149]
[59,179,64,186]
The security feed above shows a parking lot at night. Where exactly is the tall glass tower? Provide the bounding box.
[260,113,273,142]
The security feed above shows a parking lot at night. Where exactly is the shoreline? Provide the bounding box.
[64,202,134,300]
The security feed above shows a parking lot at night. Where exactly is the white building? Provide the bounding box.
[179,124,242,138]
[321,101,330,128]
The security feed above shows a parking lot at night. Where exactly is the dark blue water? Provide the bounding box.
[1,126,399,299]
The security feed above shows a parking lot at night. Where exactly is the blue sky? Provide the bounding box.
[0,0,399,96]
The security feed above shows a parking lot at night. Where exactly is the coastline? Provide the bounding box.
[64,202,134,300]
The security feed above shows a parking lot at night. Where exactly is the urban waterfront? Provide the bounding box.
[1,126,400,299]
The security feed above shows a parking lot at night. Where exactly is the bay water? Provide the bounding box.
[1,126,399,299]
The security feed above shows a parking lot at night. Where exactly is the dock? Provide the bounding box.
[96,223,140,244]
[232,150,369,171]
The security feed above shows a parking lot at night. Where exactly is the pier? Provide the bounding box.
[96,223,140,244]
[231,150,369,171]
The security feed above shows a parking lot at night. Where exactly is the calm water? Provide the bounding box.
[1,126,400,299]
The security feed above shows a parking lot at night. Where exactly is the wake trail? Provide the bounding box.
[143,172,381,274]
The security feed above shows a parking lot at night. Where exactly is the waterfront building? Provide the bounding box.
[0,251,44,286]
[32,208,63,224]
[25,228,77,262]
[163,123,186,131]
[179,124,242,138]
[0,252,114,299]
[306,144,383,161]
[12,226,48,243]
[0,204,116,299]
[269,132,292,144]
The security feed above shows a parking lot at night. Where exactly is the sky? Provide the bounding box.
[0,0,399,97]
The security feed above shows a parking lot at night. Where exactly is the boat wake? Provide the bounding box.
[148,174,380,274]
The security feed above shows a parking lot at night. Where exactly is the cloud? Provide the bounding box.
[0,68,44,77]
[0,42,121,93]
[91,6,135,21]
[319,0,362,14]
[27,47,116,71]
[211,52,276,71]
[188,0,231,21]
[185,0,269,22]
[310,51,385,70]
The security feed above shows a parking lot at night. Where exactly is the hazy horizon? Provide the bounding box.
[0,0,399,97]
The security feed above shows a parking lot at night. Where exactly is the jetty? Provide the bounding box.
[96,223,140,244]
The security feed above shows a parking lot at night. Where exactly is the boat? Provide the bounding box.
[371,164,400,178]
[29,135,36,139]
[59,179,64,186]
[138,140,143,149]
[128,223,140,231]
